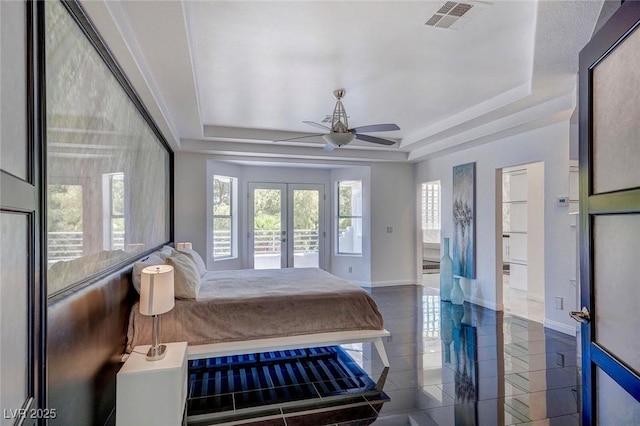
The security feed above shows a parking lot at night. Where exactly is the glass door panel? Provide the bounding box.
[289,185,323,268]
[593,215,640,372]
[250,183,324,269]
[596,367,640,424]
[250,184,286,269]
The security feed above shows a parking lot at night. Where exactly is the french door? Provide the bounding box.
[576,2,640,424]
[248,183,324,269]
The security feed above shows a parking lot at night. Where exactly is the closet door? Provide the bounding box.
[0,1,43,425]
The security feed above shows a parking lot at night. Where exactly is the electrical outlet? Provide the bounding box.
[386,226,393,233]
[348,266,352,273]
[555,297,563,310]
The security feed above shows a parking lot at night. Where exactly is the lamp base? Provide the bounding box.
[146,344,167,361]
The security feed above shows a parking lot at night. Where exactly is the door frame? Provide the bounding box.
[247,182,325,269]
[578,2,640,422]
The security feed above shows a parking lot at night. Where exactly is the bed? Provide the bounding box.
[126,267,390,368]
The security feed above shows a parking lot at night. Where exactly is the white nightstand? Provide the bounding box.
[116,341,188,425]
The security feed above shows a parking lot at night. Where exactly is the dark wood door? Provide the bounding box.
[0,1,44,425]
[578,1,640,423]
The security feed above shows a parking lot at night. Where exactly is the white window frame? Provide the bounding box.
[102,172,126,251]
[336,180,363,255]
[421,181,441,243]
[212,175,238,260]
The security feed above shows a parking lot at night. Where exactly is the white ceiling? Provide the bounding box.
[82,0,604,164]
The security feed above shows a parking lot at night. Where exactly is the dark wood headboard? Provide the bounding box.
[47,263,137,425]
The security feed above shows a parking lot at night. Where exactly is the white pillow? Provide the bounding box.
[132,254,164,293]
[157,245,175,261]
[178,248,206,276]
[165,251,201,299]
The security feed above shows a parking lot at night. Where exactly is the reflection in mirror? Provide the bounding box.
[45,0,170,296]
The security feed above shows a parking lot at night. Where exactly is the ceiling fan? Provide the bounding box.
[278,89,400,152]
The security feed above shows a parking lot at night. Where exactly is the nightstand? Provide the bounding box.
[116,341,188,425]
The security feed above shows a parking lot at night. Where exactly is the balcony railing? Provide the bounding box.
[47,231,124,265]
[213,229,319,257]
[48,229,320,262]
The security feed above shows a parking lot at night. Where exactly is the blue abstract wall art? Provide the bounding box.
[453,162,476,279]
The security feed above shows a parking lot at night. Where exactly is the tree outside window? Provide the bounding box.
[213,175,234,258]
[337,180,362,255]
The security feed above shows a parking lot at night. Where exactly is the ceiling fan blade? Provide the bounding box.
[323,143,336,152]
[303,121,331,131]
[354,133,397,146]
[274,133,324,142]
[350,123,400,133]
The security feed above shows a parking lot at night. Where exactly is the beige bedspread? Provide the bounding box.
[126,268,384,352]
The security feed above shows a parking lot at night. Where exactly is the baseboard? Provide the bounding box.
[527,293,544,303]
[369,280,416,288]
[543,319,577,336]
[467,295,502,311]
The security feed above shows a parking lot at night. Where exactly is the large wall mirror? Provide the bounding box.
[45,0,172,296]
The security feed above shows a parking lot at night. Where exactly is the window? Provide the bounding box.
[421,181,441,243]
[47,183,83,264]
[103,173,125,250]
[337,180,362,255]
[213,175,236,259]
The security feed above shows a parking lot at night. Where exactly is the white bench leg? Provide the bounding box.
[373,337,389,368]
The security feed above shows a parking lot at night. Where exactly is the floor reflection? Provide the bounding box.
[186,346,389,425]
[187,285,579,425]
[368,285,579,426]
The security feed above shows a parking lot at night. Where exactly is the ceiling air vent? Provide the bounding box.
[425,1,490,30]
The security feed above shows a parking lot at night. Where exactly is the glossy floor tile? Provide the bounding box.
[188,284,579,425]
[366,285,579,426]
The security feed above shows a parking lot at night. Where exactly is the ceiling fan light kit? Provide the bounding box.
[323,132,356,147]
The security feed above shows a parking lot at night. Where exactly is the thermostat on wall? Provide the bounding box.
[557,196,569,207]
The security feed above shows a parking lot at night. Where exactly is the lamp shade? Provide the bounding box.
[176,242,192,250]
[323,132,355,147]
[140,265,175,316]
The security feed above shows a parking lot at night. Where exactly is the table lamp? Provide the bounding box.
[140,265,175,361]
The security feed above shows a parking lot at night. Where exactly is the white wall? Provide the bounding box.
[370,163,416,287]
[175,152,209,259]
[415,121,577,335]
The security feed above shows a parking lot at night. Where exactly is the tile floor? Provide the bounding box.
[360,285,580,425]
[188,284,579,425]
